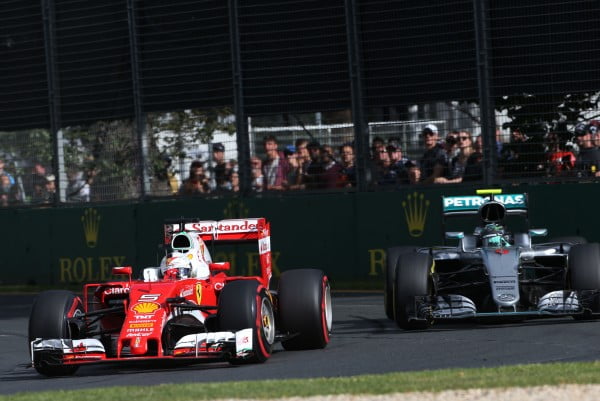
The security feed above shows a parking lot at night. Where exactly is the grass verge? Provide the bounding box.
[5,361,600,401]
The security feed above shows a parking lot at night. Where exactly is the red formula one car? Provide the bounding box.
[29,217,332,376]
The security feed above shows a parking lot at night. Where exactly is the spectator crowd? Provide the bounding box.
[173,120,600,196]
[2,120,600,207]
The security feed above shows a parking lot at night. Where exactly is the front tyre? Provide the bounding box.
[569,243,600,319]
[28,290,84,376]
[393,252,432,330]
[218,280,274,364]
[385,246,417,320]
[278,269,332,350]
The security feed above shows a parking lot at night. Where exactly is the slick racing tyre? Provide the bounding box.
[385,246,417,320]
[28,290,84,376]
[569,243,600,319]
[278,269,332,350]
[218,280,275,364]
[394,252,432,330]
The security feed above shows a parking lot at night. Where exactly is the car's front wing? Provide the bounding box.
[31,328,254,368]
[408,290,600,323]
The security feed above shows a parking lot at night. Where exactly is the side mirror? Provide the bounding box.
[528,228,548,237]
[209,262,230,271]
[445,231,465,240]
[112,266,132,276]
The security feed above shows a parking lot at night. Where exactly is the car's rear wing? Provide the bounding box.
[442,193,528,217]
[163,217,269,243]
[164,217,273,284]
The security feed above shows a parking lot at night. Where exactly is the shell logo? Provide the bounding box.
[132,302,160,314]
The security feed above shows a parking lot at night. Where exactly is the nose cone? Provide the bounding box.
[130,336,148,355]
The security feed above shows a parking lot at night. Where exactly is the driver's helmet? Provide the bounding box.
[481,223,508,247]
[160,231,211,279]
[161,253,192,279]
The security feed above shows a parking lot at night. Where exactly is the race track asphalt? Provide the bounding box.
[2,293,600,396]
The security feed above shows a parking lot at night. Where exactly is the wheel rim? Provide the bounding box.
[260,298,275,344]
[323,281,332,332]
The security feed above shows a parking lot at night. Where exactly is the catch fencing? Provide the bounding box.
[1,0,599,206]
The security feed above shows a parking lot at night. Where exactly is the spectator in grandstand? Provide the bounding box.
[319,145,343,189]
[498,126,546,179]
[494,128,505,156]
[262,135,289,191]
[208,142,232,193]
[463,151,483,182]
[0,173,13,207]
[473,135,483,154]
[545,130,576,177]
[229,170,240,193]
[589,120,600,148]
[66,168,91,202]
[295,139,310,178]
[152,155,179,196]
[251,157,264,192]
[444,131,460,160]
[370,136,385,160]
[8,182,23,205]
[338,143,356,187]
[229,159,238,177]
[22,162,45,199]
[0,159,15,186]
[0,174,11,197]
[387,140,408,180]
[419,124,448,184]
[302,141,324,190]
[284,145,302,190]
[179,160,209,196]
[30,173,48,204]
[372,141,395,186]
[401,160,422,185]
[574,122,600,178]
[434,131,475,184]
[44,174,56,204]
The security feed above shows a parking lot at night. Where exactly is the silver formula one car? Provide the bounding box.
[384,189,600,329]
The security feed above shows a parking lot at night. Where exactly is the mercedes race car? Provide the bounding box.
[384,189,600,329]
[29,217,332,376]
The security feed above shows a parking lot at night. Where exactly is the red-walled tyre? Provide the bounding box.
[218,280,275,364]
[28,290,84,376]
[278,269,332,350]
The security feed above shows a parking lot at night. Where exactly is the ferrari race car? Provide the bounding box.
[384,189,600,329]
[29,217,332,376]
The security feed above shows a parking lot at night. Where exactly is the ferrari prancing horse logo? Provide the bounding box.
[195,284,202,305]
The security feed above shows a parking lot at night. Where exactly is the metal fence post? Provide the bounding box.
[127,0,149,198]
[229,0,251,196]
[473,0,496,185]
[345,0,370,192]
[41,0,62,206]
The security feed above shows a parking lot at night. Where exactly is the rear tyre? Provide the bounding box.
[28,290,84,376]
[218,280,274,364]
[393,252,432,330]
[569,243,600,319]
[385,247,416,320]
[278,269,331,350]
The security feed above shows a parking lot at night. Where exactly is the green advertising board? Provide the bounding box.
[0,183,598,288]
